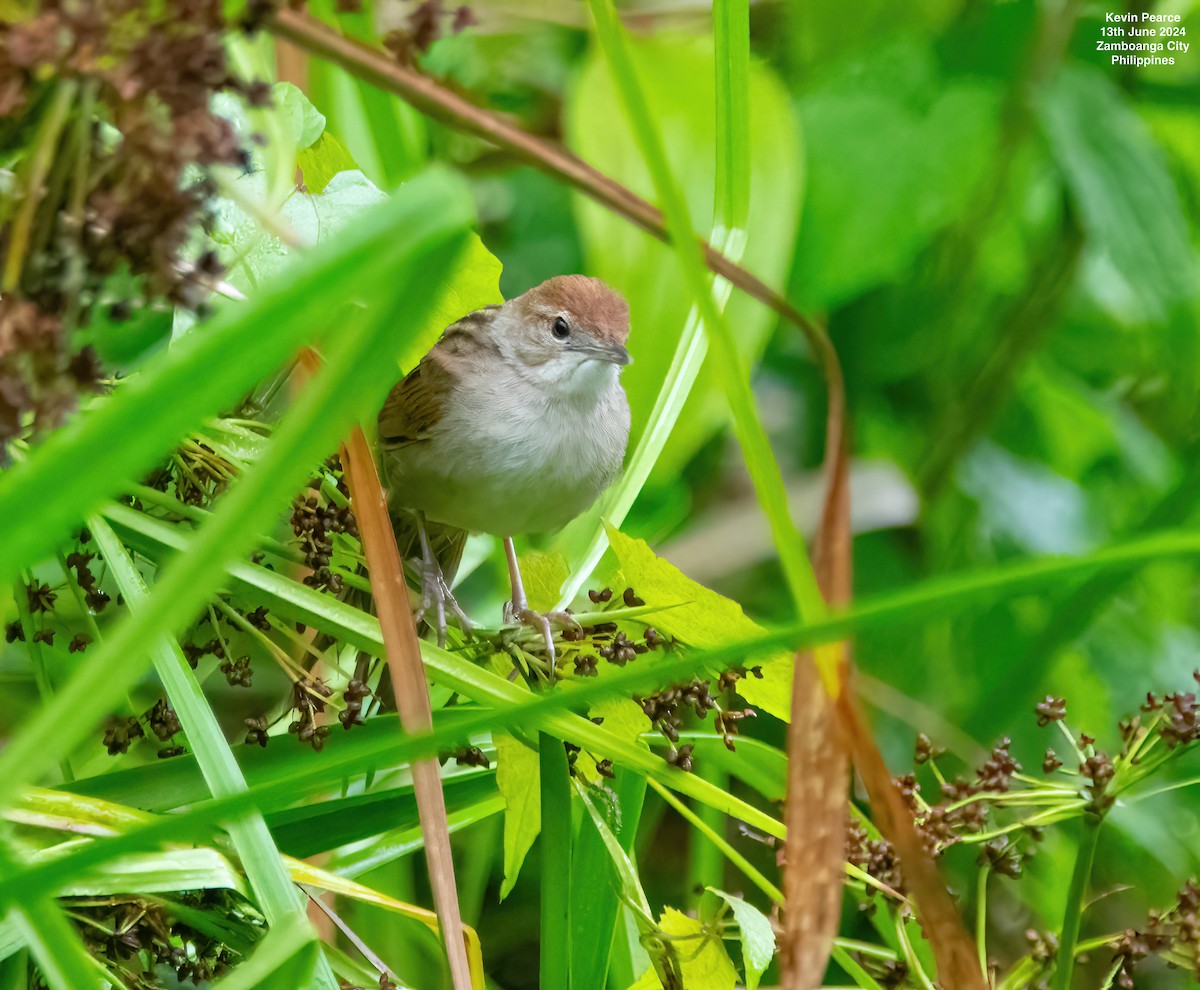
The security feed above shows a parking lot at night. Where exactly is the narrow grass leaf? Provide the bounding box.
[89,518,312,931]
[539,734,573,989]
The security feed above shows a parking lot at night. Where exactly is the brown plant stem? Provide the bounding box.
[339,421,473,990]
[290,337,474,990]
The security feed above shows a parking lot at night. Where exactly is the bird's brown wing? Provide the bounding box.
[377,352,453,446]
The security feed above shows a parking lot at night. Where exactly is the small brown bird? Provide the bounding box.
[378,274,632,662]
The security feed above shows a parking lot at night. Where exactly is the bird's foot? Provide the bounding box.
[414,556,471,648]
[503,603,581,667]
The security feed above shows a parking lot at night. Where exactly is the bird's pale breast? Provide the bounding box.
[382,362,630,537]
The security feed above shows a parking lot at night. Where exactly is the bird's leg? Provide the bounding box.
[502,536,580,668]
[413,511,471,647]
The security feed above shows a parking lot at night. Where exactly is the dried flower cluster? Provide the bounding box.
[0,0,262,451]
[38,891,263,988]
[290,459,359,593]
[381,0,477,65]
[844,677,1200,988]
[1110,879,1200,988]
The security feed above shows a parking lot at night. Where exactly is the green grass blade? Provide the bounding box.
[539,734,573,989]
[649,778,780,904]
[713,0,751,234]
[585,0,823,622]
[569,770,646,988]
[210,923,322,990]
[13,514,1200,913]
[0,841,108,990]
[87,520,315,935]
[0,170,476,811]
[555,0,754,607]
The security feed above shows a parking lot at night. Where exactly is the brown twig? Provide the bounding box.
[339,422,474,990]
[290,341,472,990]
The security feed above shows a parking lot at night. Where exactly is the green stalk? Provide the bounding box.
[539,734,573,989]
[1053,819,1101,990]
[648,778,780,904]
[12,577,73,783]
[830,942,886,990]
[555,0,750,607]
[586,0,824,625]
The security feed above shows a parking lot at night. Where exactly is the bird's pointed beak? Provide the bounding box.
[606,344,632,366]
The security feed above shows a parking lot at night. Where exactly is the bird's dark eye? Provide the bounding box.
[551,316,570,339]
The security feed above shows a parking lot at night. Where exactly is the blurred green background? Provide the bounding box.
[2,0,1199,986]
[368,0,1198,983]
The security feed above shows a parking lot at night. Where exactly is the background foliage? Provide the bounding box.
[1,0,1199,988]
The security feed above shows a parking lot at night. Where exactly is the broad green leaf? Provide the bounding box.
[273,80,327,149]
[708,889,776,990]
[496,732,541,900]
[791,38,1000,308]
[298,131,360,193]
[606,525,792,720]
[1037,66,1198,324]
[567,32,802,478]
[645,908,737,990]
[518,551,571,613]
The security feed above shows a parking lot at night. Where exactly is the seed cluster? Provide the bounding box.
[33,891,263,988]
[144,439,238,508]
[845,675,1200,988]
[0,0,263,453]
[557,587,764,773]
[381,0,477,65]
[290,462,358,593]
[288,679,334,752]
[1110,880,1200,988]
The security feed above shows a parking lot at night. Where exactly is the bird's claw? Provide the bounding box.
[504,606,578,668]
[416,554,471,648]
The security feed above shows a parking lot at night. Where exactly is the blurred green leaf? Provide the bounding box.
[791,38,1001,308]
[567,32,803,478]
[273,80,326,149]
[298,131,359,194]
[708,889,776,990]
[496,732,540,900]
[1037,67,1198,325]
